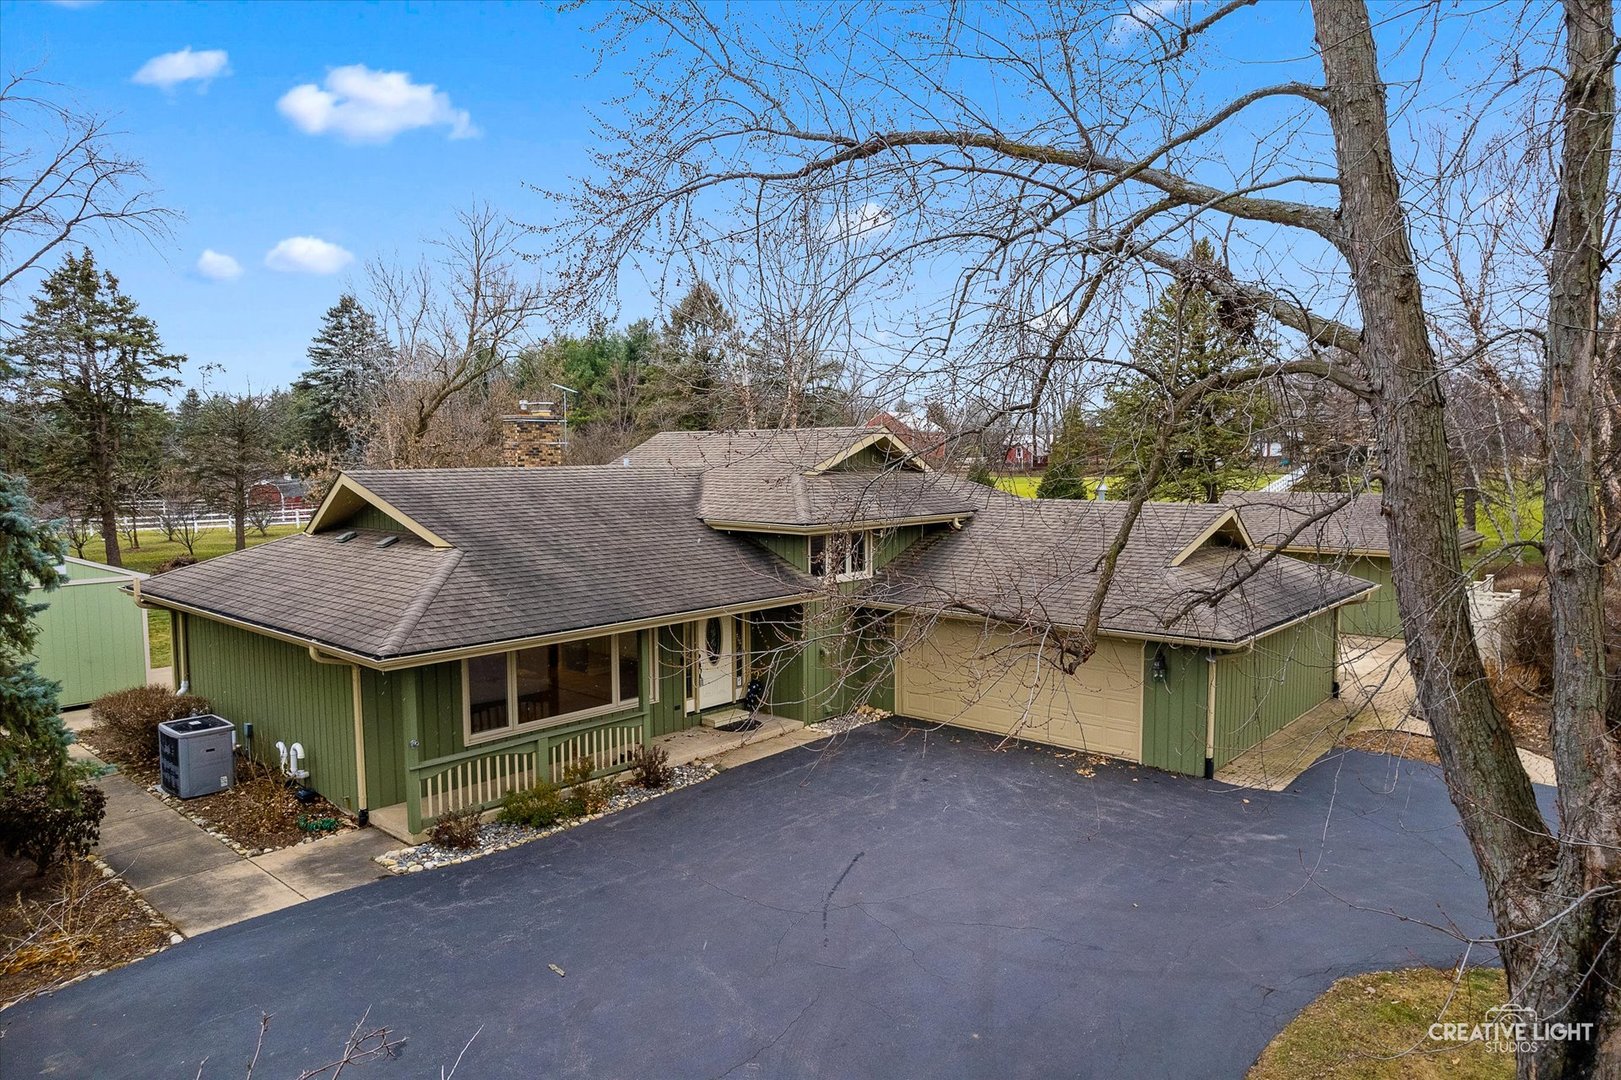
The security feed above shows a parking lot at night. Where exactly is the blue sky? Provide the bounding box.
[2,0,1536,403]
[2,0,630,392]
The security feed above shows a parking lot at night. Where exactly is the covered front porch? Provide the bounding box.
[368,709,806,843]
[362,608,826,844]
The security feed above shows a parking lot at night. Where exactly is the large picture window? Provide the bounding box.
[810,531,873,581]
[465,631,642,743]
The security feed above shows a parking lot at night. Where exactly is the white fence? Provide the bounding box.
[116,502,313,532]
[1468,576,1521,666]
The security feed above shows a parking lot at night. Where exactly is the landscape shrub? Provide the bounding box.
[1496,576,1621,693]
[149,555,198,575]
[628,744,673,789]
[427,805,482,850]
[498,782,573,829]
[559,758,616,817]
[0,781,106,875]
[89,686,212,767]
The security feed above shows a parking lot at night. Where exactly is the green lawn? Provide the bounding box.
[80,523,302,575]
[1468,485,1545,566]
[77,525,302,669]
[993,472,1285,500]
[993,474,1042,498]
[1249,967,1511,1080]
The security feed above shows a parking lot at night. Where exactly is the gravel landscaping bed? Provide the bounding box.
[807,705,890,736]
[376,762,719,873]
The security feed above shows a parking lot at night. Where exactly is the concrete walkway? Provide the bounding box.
[1216,636,1415,791]
[75,743,394,937]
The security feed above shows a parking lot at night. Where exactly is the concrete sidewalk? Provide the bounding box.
[77,745,394,937]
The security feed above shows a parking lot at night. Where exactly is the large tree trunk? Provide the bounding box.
[1535,0,1621,1072]
[1311,3,1618,1076]
[93,416,123,569]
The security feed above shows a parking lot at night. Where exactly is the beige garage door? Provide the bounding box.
[897,617,1143,760]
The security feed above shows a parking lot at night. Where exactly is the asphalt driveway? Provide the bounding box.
[4,721,1512,1079]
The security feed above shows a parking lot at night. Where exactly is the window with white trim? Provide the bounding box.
[466,631,642,741]
[809,531,873,582]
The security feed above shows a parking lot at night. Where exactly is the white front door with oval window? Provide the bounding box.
[690,615,739,712]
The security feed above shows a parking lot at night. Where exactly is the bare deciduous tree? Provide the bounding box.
[0,73,173,322]
[365,204,544,468]
[545,2,1620,1073]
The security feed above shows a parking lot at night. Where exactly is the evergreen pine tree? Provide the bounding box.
[0,250,182,567]
[1036,406,1095,499]
[291,295,392,454]
[0,473,104,874]
[1093,240,1272,503]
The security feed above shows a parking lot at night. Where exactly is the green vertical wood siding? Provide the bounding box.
[358,669,411,808]
[1292,553,1398,638]
[184,616,360,811]
[750,534,811,572]
[27,570,148,707]
[750,606,807,721]
[1139,644,1207,775]
[1212,611,1336,768]
[872,525,924,570]
[649,626,690,736]
[337,504,412,534]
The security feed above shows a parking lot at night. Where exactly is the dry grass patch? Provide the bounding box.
[1342,729,1442,766]
[1249,967,1512,1080]
[0,857,174,1007]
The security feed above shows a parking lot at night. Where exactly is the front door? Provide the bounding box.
[692,616,738,712]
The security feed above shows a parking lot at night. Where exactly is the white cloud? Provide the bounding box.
[829,201,894,243]
[132,47,231,90]
[264,237,354,275]
[277,65,477,143]
[1108,0,1187,44]
[196,250,243,281]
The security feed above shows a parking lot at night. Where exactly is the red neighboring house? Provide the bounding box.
[1002,442,1049,469]
[866,411,948,465]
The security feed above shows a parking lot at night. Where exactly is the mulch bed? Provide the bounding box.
[160,760,354,855]
[80,734,353,856]
[0,856,176,1009]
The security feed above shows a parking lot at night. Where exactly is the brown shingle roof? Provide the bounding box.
[870,498,1376,645]
[140,468,814,661]
[1221,492,1486,556]
[624,427,985,527]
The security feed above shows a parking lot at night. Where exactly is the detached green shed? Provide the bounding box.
[27,558,151,708]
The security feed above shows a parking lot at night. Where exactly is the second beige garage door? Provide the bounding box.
[896,617,1144,760]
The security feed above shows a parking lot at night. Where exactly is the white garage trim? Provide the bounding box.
[896,616,1145,761]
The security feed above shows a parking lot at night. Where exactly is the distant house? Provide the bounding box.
[248,477,313,512]
[133,425,1374,840]
[1221,491,1485,639]
[865,411,947,465]
[1002,442,1049,469]
[28,558,150,707]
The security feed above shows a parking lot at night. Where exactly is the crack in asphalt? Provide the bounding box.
[823,852,864,945]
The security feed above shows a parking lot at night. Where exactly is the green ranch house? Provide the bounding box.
[133,417,1377,840]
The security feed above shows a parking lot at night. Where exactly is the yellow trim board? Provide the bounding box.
[307,474,453,550]
[140,591,819,672]
[807,430,931,474]
[1168,509,1256,567]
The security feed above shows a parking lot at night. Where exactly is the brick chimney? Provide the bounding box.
[501,401,565,467]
